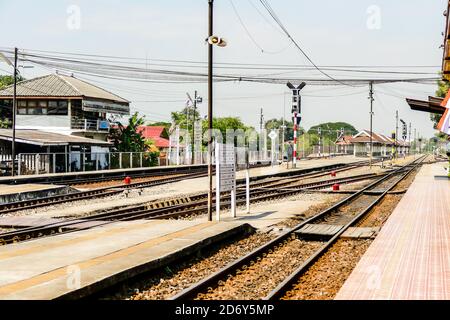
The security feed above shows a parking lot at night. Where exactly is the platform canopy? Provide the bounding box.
[0,129,112,147]
[406,96,445,115]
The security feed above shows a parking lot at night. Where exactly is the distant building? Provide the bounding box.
[137,126,170,154]
[335,135,354,154]
[0,73,130,173]
[0,73,130,142]
[350,130,409,157]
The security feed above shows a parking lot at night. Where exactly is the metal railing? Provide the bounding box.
[0,152,160,176]
[71,118,110,131]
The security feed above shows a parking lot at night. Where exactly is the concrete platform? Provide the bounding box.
[0,184,71,204]
[335,162,450,300]
[0,219,252,299]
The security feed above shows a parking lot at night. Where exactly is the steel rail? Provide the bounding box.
[264,155,427,300]
[169,156,425,300]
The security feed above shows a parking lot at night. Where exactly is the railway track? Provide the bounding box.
[169,155,426,300]
[0,170,208,215]
[0,160,374,216]
[0,161,382,245]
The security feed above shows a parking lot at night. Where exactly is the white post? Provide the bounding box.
[231,182,236,218]
[108,152,111,169]
[130,152,133,168]
[176,127,180,166]
[119,152,122,169]
[215,142,221,221]
[18,154,21,176]
[245,168,250,213]
[35,154,40,175]
[140,152,143,167]
[82,150,85,171]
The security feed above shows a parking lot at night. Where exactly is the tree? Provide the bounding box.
[109,112,159,166]
[171,107,201,130]
[0,74,25,90]
[308,122,358,141]
[147,121,171,131]
[265,118,304,141]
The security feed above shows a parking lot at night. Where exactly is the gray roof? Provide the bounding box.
[0,74,129,104]
[0,129,112,146]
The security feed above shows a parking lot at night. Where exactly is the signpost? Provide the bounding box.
[268,130,278,166]
[194,120,202,164]
[175,126,180,165]
[215,142,236,221]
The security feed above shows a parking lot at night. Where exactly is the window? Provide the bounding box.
[15,100,68,115]
[18,101,27,115]
[48,100,68,115]
[27,101,38,115]
[57,101,68,115]
[38,101,47,115]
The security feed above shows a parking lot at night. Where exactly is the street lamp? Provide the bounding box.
[207,0,227,221]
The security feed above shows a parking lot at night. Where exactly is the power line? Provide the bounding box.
[258,0,354,86]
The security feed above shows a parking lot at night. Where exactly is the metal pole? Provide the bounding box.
[282,93,285,162]
[191,90,197,164]
[408,122,411,155]
[207,0,214,221]
[293,112,297,168]
[395,110,399,159]
[369,81,374,167]
[11,47,18,177]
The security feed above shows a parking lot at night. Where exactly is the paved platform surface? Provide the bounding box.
[0,219,251,299]
[0,184,70,204]
[336,162,450,300]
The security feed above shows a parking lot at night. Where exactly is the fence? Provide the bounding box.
[0,152,160,176]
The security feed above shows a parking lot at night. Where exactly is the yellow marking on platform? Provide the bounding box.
[0,219,170,261]
[0,222,215,296]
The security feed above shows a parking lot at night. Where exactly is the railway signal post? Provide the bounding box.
[286,81,306,168]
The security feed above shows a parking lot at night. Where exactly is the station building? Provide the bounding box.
[350,130,409,158]
[335,135,354,154]
[0,73,130,173]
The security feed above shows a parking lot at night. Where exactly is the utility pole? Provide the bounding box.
[368,81,374,167]
[414,128,417,155]
[318,127,322,157]
[408,122,411,155]
[395,110,399,159]
[11,47,18,177]
[281,93,286,162]
[207,0,214,221]
[259,107,264,132]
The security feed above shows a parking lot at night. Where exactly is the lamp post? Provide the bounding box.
[206,0,227,221]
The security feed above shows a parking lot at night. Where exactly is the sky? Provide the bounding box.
[0,0,447,138]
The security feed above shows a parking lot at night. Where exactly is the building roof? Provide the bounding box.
[137,126,170,148]
[351,130,409,146]
[0,73,129,105]
[0,129,112,147]
[336,135,353,145]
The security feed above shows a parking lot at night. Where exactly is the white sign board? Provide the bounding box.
[215,142,237,220]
